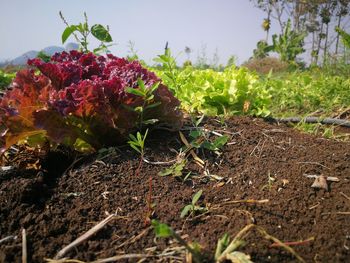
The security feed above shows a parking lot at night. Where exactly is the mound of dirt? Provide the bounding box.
[0,116,349,262]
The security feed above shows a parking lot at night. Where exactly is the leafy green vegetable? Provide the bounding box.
[0,51,182,152]
[154,66,272,117]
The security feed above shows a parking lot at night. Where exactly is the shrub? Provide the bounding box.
[242,57,289,75]
[0,51,182,152]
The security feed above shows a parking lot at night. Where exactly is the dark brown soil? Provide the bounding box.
[1,116,349,263]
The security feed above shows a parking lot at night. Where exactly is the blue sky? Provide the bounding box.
[0,0,277,65]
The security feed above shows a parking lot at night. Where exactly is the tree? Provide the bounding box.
[271,19,306,62]
[184,46,192,61]
[250,0,350,65]
[252,40,273,59]
[335,0,350,54]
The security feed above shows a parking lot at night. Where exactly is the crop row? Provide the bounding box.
[155,66,350,118]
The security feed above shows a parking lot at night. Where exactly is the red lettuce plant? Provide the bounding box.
[0,51,182,152]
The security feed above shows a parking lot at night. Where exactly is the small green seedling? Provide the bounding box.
[180,190,207,218]
[128,129,148,177]
[158,159,186,177]
[153,48,180,93]
[128,129,148,156]
[151,220,202,263]
[152,220,174,238]
[126,79,161,129]
[214,233,252,263]
[152,221,304,263]
[188,115,228,152]
[189,129,228,152]
[152,221,251,263]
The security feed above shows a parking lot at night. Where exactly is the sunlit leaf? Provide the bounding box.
[192,189,203,205]
[180,205,193,218]
[62,25,77,44]
[152,220,173,238]
[91,24,112,42]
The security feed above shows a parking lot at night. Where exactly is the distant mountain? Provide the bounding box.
[42,46,65,56]
[65,42,79,51]
[11,50,38,65]
[9,43,78,65]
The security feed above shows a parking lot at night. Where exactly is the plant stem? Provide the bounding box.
[59,11,81,45]
[144,175,153,226]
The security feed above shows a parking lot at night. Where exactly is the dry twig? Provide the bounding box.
[321,212,350,215]
[297,161,330,170]
[179,131,204,168]
[113,227,150,249]
[0,235,17,244]
[270,237,315,248]
[142,157,177,165]
[54,214,118,259]
[211,199,269,210]
[45,259,86,263]
[257,226,305,263]
[340,192,350,202]
[22,229,27,263]
[91,254,154,263]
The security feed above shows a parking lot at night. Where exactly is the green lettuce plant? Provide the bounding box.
[155,66,271,117]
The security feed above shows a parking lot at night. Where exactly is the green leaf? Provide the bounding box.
[336,27,350,48]
[62,25,77,44]
[91,24,112,42]
[73,138,94,153]
[158,160,186,177]
[150,82,160,93]
[137,131,142,142]
[77,23,85,33]
[144,102,161,110]
[158,168,173,176]
[180,205,193,218]
[143,129,148,141]
[128,133,137,142]
[201,141,216,151]
[215,233,230,260]
[137,78,146,91]
[192,190,203,205]
[158,54,169,62]
[93,46,105,54]
[189,130,202,139]
[191,141,202,149]
[146,94,154,101]
[128,143,141,154]
[213,135,228,148]
[152,220,173,237]
[142,119,159,125]
[126,87,145,97]
[134,106,143,113]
